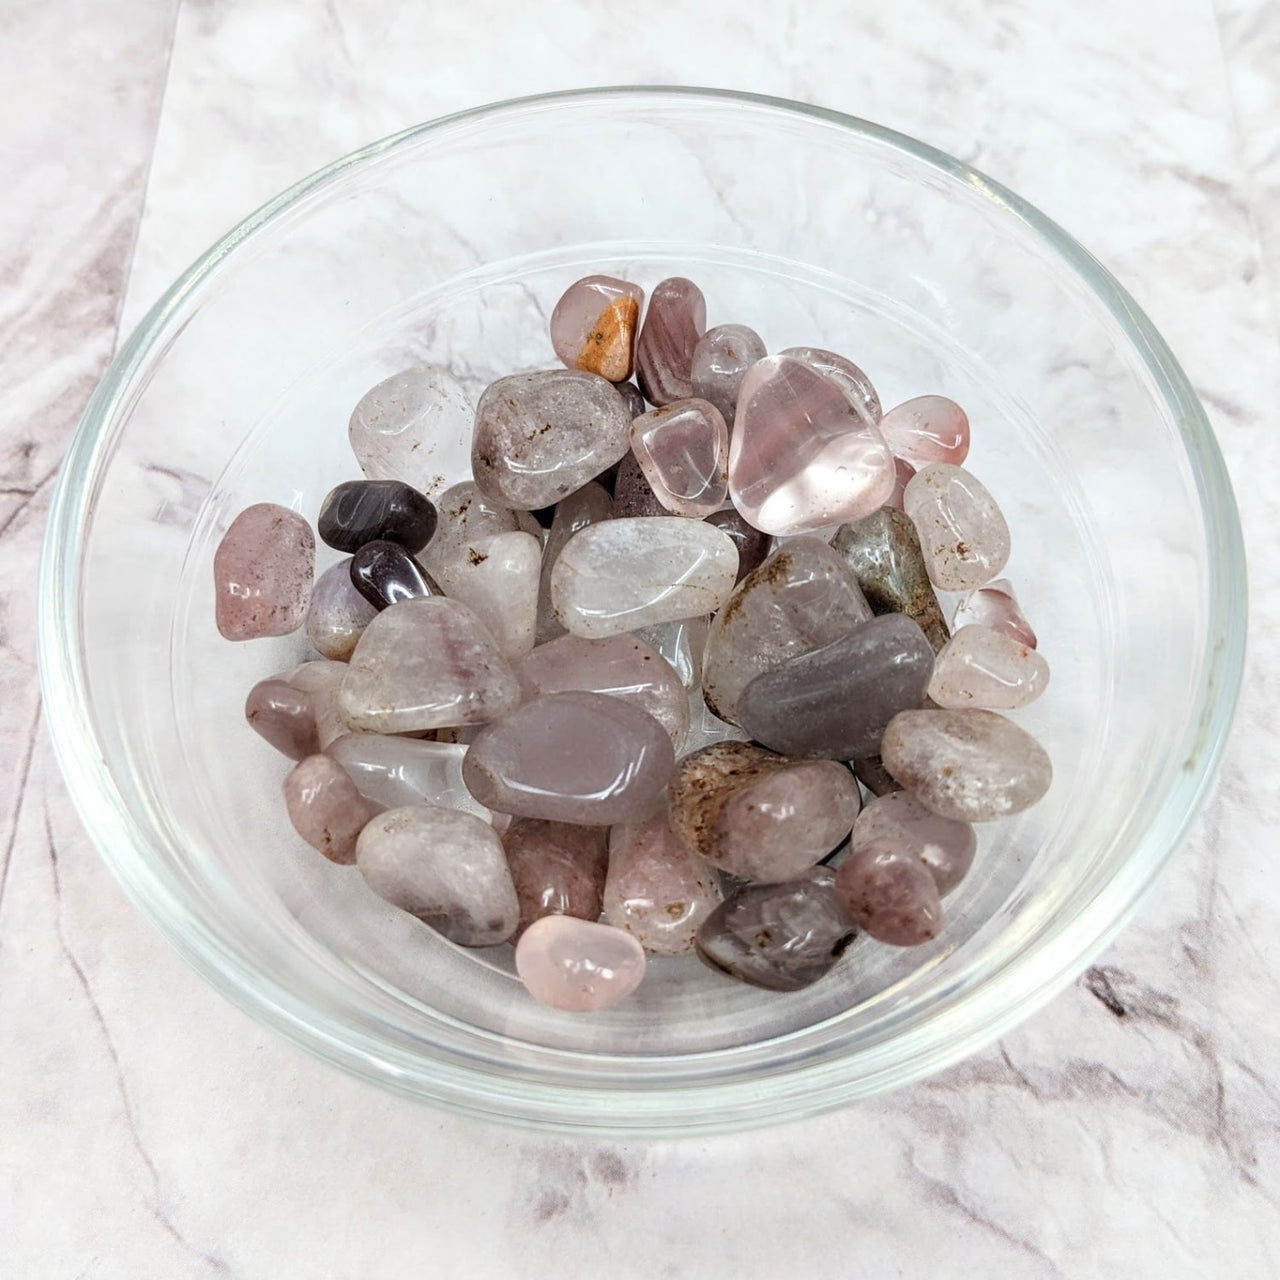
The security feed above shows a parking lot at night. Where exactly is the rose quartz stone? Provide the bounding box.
[502,818,610,937]
[535,480,612,644]
[951,578,1038,648]
[690,324,767,428]
[851,790,976,896]
[305,558,378,660]
[778,346,882,424]
[728,356,895,536]
[833,842,943,946]
[549,275,644,382]
[213,502,314,640]
[515,916,647,1012]
[245,677,320,759]
[462,691,676,825]
[928,624,1050,710]
[629,398,729,518]
[878,395,970,466]
[887,456,916,510]
[902,463,1011,591]
[604,809,722,954]
[283,754,380,865]
[635,277,707,406]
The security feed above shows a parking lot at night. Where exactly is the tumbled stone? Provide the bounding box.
[245,677,320,759]
[421,482,523,578]
[833,843,942,945]
[728,355,895,536]
[635,277,706,406]
[779,346,882,423]
[851,791,975,896]
[463,691,675,824]
[502,818,609,937]
[736,614,934,760]
[629,399,729,517]
[616,381,646,418]
[701,539,872,724]
[691,323,766,427]
[852,756,904,797]
[604,809,722,954]
[287,659,350,750]
[695,870,857,990]
[610,449,668,519]
[902,463,1011,591]
[704,509,770,583]
[634,617,708,690]
[878,395,970,466]
[549,275,644,382]
[432,530,541,659]
[551,517,738,638]
[317,479,437,554]
[515,632,689,744]
[888,456,916,510]
[340,597,520,732]
[348,366,473,495]
[951,578,1038,649]
[535,481,612,644]
[881,709,1052,821]
[213,503,314,641]
[305,559,379,660]
[831,507,950,653]
[515,916,646,1011]
[283,754,379,865]
[472,370,632,510]
[349,539,440,611]
[928,624,1049,710]
[356,805,519,946]
[668,742,861,883]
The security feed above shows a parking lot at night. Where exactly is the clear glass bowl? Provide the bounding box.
[39,88,1246,1134]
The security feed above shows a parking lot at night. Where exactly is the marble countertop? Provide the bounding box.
[3,1,1278,1275]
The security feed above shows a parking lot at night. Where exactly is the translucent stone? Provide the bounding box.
[878,395,970,466]
[213,503,314,641]
[283,754,379,865]
[833,843,943,945]
[888,456,916,510]
[902,463,1011,591]
[778,345,882,423]
[245,677,320,759]
[629,398,729,517]
[881,709,1052,821]
[515,916,647,1012]
[316,479,437,554]
[348,366,474,496]
[462,691,675,825]
[356,805,519,946]
[851,791,975,896]
[339,597,520,733]
[535,481,612,644]
[549,275,644,382]
[515,632,689,744]
[736,614,934,760]
[682,690,750,753]
[349,540,440,611]
[668,742,861,883]
[287,659,350,749]
[704,509,770,583]
[690,323,766,427]
[430,530,541,659]
[951,578,1038,649]
[611,450,668,519]
[695,871,857,990]
[421,482,524,579]
[604,809,722,954]
[551,517,738,638]
[701,538,872,725]
[635,276,706,406]
[502,818,610,937]
[472,370,632,510]
[305,559,379,660]
[327,732,495,824]
[633,617,708,690]
[728,356,895,536]
[831,507,950,653]
[928,624,1049,710]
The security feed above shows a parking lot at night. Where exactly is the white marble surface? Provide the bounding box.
[3,0,1279,1274]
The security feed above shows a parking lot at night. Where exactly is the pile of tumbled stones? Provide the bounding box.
[214,274,1051,1013]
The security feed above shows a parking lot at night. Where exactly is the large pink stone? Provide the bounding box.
[502,818,610,937]
[951,578,1038,649]
[549,275,644,382]
[878,395,970,466]
[283,754,380,865]
[728,356,895,536]
[462,691,676,825]
[629,398,729,518]
[778,346,882,424]
[213,502,314,640]
[635,277,707,406]
[515,916,647,1012]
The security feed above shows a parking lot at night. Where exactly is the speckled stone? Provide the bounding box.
[690,323,766,427]
[283,754,380,865]
[305,559,379,660]
[878,395,970,466]
[421,482,523,578]
[851,790,975,897]
[213,503,314,641]
[502,818,610,938]
[317,479,437,554]
[951,578,1038,649]
[472,369,632,510]
[549,275,644,382]
[833,843,943,945]
[433,530,542,659]
[704,509,770,583]
[515,916,647,1012]
[629,399,729,517]
[535,481,613,644]
[245,677,320,759]
[928,624,1050,710]
[356,805,519,946]
[778,345,882,423]
[611,449,669,519]
[635,277,707,406]
[902,463,1011,591]
[668,742,861,883]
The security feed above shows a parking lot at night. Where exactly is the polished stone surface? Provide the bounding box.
[514,916,647,1012]
[432,529,542,659]
[951,577,1039,648]
[348,539,439,611]
[877,395,970,466]
[316,478,437,554]
[703,508,771,583]
[635,276,706,405]
[244,676,320,760]
[502,818,609,937]
[851,790,976,896]
[833,843,943,946]
[213,502,314,640]
[610,448,669,519]
[779,345,882,424]
[928,624,1050,710]
[690,323,766,427]
[282,754,379,865]
[902,462,1011,592]
[549,274,644,381]
[629,398,729,517]
[535,480,612,643]
[305,558,379,660]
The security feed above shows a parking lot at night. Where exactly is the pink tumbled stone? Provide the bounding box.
[635,277,707,406]
[213,502,314,640]
[851,790,976,896]
[549,275,645,382]
[887,456,916,510]
[728,356,895,536]
[928,624,1050,710]
[951,578,1038,649]
[283,754,380,865]
[779,345,882,423]
[515,916,647,1012]
[834,842,943,946]
[878,395,970,466]
[245,677,320,760]
[502,818,610,938]
[629,398,729,518]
